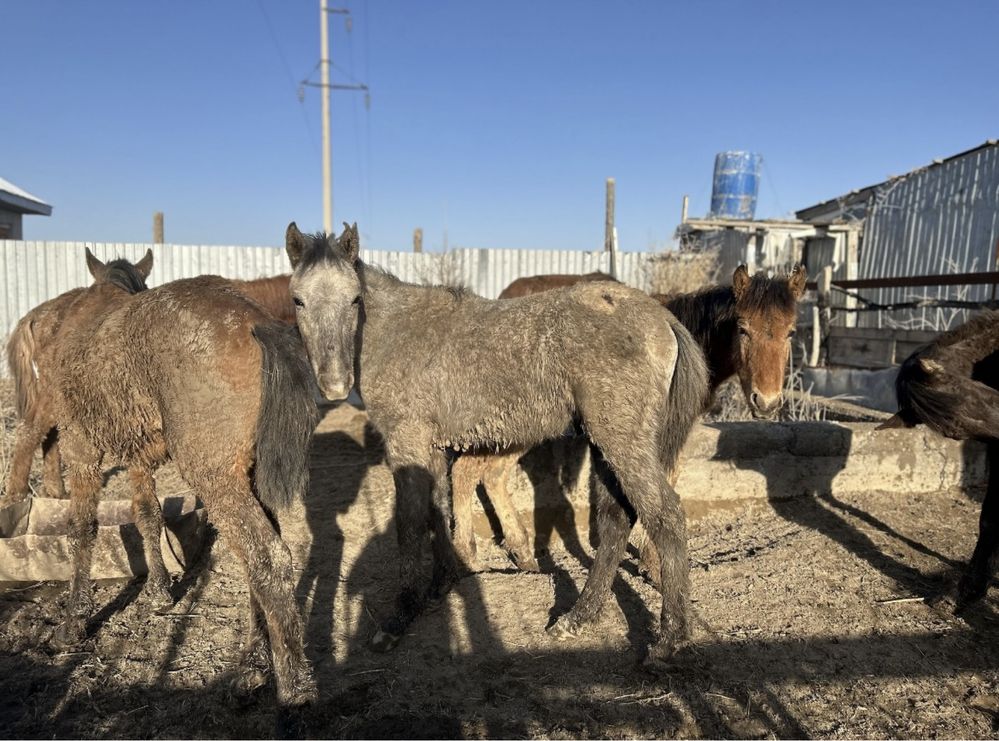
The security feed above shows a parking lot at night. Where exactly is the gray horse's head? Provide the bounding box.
[285,222,362,401]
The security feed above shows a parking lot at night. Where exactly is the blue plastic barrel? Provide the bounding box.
[709,151,761,219]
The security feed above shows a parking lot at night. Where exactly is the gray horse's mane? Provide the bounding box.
[299,230,471,301]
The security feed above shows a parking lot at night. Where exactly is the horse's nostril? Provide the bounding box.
[750,392,761,408]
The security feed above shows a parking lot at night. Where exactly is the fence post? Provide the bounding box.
[413,228,423,253]
[605,178,616,277]
[153,212,164,244]
[811,265,833,366]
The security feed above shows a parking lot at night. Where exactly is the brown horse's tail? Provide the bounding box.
[658,312,709,474]
[6,315,38,419]
[252,322,320,513]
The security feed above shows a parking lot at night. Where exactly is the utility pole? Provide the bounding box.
[301,2,369,233]
[320,0,332,233]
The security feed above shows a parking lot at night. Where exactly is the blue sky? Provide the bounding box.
[3,1,997,251]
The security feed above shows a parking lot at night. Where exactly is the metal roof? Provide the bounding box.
[795,140,999,222]
[0,177,52,216]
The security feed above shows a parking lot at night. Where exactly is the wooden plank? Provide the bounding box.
[827,334,896,368]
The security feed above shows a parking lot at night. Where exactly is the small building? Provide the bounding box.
[0,177,52,239]
[796,140,999,329]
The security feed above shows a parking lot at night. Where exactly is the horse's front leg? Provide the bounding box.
[370,439,435,652]
[428,449,461,599]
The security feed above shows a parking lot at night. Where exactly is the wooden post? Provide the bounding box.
[680,194,689,225]
[605,178,616,278]
[413,228,423,253]
[153,212,164,244]
[814,265,833,366]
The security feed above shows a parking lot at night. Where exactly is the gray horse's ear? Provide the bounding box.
[135,248,154,280]
[732,264,750,300]
[85,247,107,282]
[788,263,808,300]
[339,221,360,264]
[286,222,307,268]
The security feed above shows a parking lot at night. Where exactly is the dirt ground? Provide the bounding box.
[1,396,998,739]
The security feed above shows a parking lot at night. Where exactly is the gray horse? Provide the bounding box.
[286,223,709,665]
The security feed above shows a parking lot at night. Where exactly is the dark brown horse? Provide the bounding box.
[879,310,999,608]
[4,248,153,501]
[5,262,319,708]
[498,271,616,299]
[452,264,807,575]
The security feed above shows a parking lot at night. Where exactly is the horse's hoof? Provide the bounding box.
[141,582,175,613]
[369,629,402,653]
[956,574,988,611]
[50,620,86,650]
[546,615,581,642]
[510,550,540,573]
[281,667,318,708]
[643,637,695,675]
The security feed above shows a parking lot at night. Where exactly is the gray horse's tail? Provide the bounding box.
[659,313,709,473]
[6,315,37,419]
[252,322,320,513]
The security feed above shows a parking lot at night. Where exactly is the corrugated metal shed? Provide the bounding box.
[853,141,999,328]
[0,240,657,377]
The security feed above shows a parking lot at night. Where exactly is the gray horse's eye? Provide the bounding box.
[293,297,304,308]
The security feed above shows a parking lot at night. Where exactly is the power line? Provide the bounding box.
[254,0,321,157]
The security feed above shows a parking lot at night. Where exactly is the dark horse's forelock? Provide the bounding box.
[296,231,350,272]
[738,274,798,316]
[103,259,149,294]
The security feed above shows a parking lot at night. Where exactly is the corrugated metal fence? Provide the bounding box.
[0,240,657,376]
[857,144,999,329]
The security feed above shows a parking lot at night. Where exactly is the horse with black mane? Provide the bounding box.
[285,222,708,667]
[5,248,153,502]
[880,310,999,608]
[4,256,319,708]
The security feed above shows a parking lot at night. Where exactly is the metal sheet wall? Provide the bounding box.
[856,144,999,329]
[0,240,655,376]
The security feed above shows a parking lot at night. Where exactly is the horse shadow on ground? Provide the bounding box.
[467,435,657,652]
[293,419,382,673]
[716,421,999,625]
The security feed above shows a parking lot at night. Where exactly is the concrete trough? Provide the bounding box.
[465,421,987,548]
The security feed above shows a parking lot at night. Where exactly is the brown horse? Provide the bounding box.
[8,264,319,708]
[879,310,999,608]
[231,274,296,323]
[4,248,153,501]
[452,264,807,575]
[498,271,616,299]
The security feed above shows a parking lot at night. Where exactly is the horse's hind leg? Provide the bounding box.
[208,482,315,707]
[548,442,634,639]
[231,592,272,696]
[484,453,539,572]
[957,442,999,608]
[41,429,67,499]
[52,456,104,647]
[129,466,173,610]
[3,416,49,504]
[633,477,691,665]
